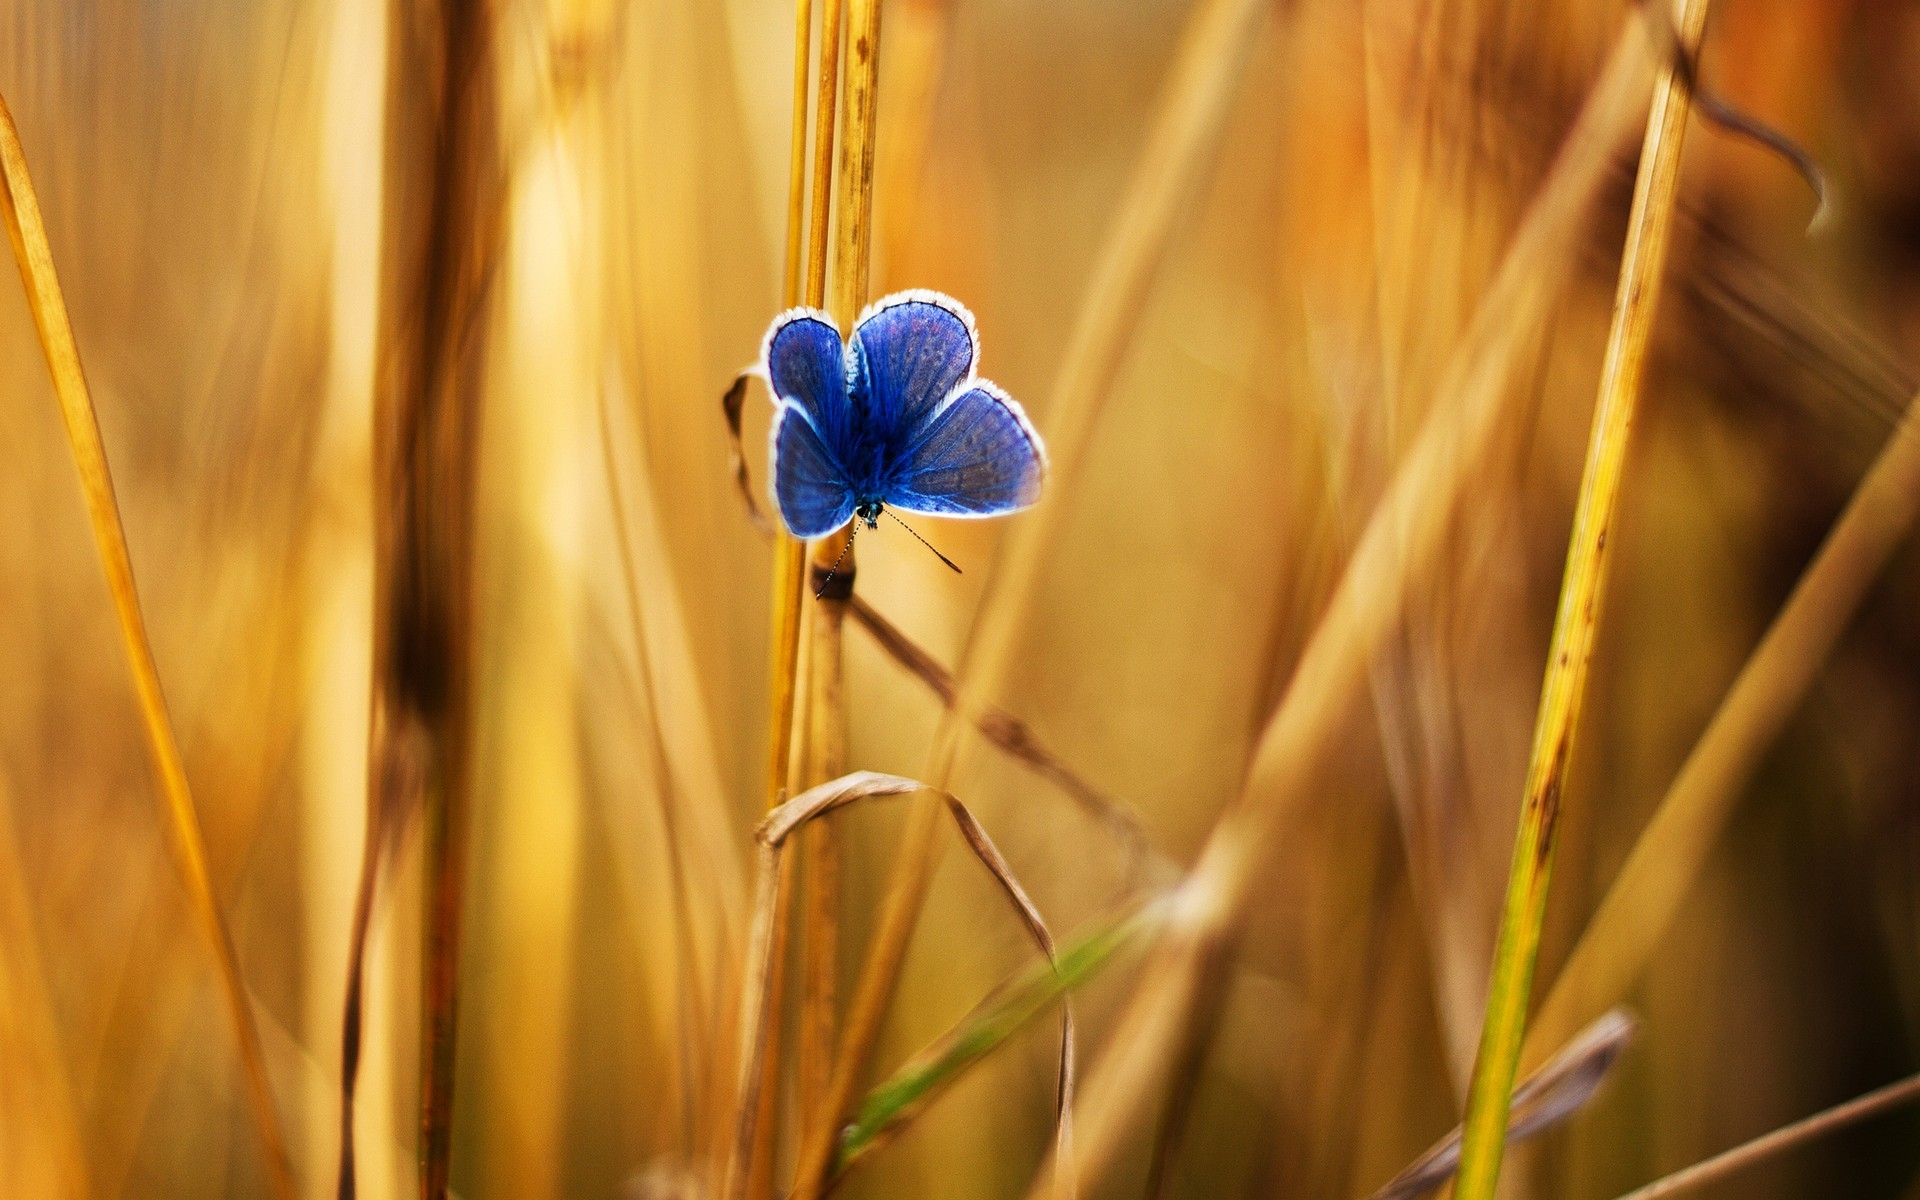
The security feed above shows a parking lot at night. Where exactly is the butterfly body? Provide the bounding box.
[762,290,1046,540]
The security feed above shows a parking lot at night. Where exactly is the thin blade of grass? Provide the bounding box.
[594,356,752,1191]
[743,771,1081,1199]
[1025,25,1659,1198]
[725,772,924,1200]
[724,373,777,536]
[833,900,1163,1180]
[1610,1071,1920,1200]
[847,595,1156,879]
[0,91,295,1200]
[939,795,1079,1200]
[1453,4,1710,1194]
[1363,1009,1638,1200]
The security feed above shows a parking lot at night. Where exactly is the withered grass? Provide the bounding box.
[0,92,295,1199]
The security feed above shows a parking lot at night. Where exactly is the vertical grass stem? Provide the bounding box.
[1452,3,1711,1195]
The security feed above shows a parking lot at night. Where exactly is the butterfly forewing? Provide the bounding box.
[765,310,854,447]
[851,292,978,437]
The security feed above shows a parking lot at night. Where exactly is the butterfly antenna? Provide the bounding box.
[884,509,963,574]
[815,522,858,598]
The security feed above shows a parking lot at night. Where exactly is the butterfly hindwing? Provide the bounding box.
[771,402,857,538]
[885,382,1045,517]
[850,292,978,437]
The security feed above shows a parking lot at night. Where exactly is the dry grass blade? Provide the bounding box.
[598,381,724,1161]
[1611,1071,1920,1200]
[805,0,848,309]
[847,595,1155,878]
[0,91,295,1200]
[1363,1009,1638,1200]
[783,0,888,1195]
[820,0,1271,1187]
[1454,4,1710,1193]
[725,773,915,1200]
[725,771,925,1200]
[1029,25,1658,1198]
[783,0,817,310]
[734,772,1079,1199]
[724,373,776,536]
[940,796,1079,1200]
[1528,378,1920,1065]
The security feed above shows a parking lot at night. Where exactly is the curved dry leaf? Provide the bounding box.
[1364,1009,1639,1200]
[722,370,776,534]
[726,771,1077,1200]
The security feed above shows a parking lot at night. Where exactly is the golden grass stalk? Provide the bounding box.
[790,0,854,1152]
[1610,1070,1920,1200]
[1452,4,1710,1193]
[763,0,828,819]
[1526,382,1920,1063]
[805,1,1270,1191]
[340,1,503,1194]
[0,91,296,1200]
[727,1,850,1196]
[1025,26,1658,1198]
[781,2,887,1197]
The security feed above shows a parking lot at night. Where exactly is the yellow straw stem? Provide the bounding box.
[785,4,886,1198]
[763,0,818,815]
[1453,2,1711,1195]
[0,93,295,1200]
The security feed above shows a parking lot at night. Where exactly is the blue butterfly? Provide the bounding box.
[761,290,1046,547]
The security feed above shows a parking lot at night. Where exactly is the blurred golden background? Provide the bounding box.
[0,0,1917,1197]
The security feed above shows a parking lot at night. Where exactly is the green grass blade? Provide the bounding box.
[833,901,1161,1178]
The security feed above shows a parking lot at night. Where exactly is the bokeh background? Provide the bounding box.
[0,0,1917,1197]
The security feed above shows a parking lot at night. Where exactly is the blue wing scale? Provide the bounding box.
[763,308,853,448]
[849,291,978,436]
[885,382,1045,517]
[770,403,856,538]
